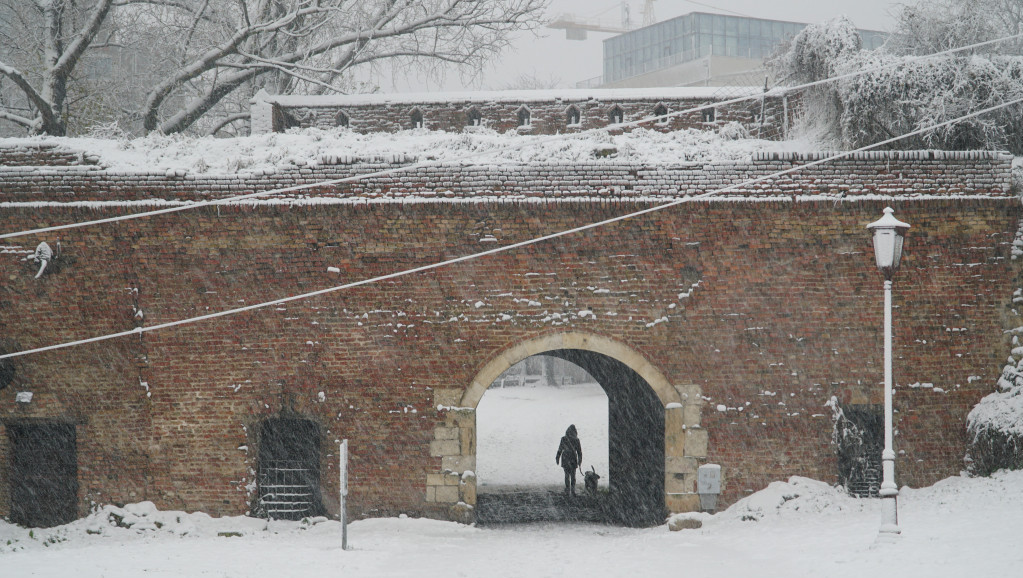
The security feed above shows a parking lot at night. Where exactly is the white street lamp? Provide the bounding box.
[866,207,910,537]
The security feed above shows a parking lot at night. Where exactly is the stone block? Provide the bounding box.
[442,455,476,473]
[442,472,461,486]
[683,403,703,428]
[665,471,695,494]
[434,427,458,440]
[684,428,708,458]
[459,427,475,456]
[425,486,436,502]
[434,485,459,503]
[665,405,686,457]
[429,439,460,457]
[460,475,477,506]
[665,492,701,514]
[446,409,475,429]
[450,502,474,524]
[426,473,447,487]
[666,456,699,475]
[668,516,703,531]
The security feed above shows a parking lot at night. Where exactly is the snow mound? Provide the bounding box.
[3,127,815,176]
[719,476,865,522]
[0,502,332,553]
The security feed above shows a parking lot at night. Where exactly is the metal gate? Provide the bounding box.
[257,459,317,519]
[256,418,322,520]
[8,422,78,527]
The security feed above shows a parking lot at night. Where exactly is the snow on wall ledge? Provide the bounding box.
[0,144,1014,205]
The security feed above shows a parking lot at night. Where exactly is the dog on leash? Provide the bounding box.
[584,466,600,496]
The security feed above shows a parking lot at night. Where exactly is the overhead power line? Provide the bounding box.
[1,32,1021,243]
[3,92,1022,361]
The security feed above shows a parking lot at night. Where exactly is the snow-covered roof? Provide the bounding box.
[254,86,789,107]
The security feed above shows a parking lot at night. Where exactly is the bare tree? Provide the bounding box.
[138,0,548,135]
[0,0,116,135]
[0,0,549,136]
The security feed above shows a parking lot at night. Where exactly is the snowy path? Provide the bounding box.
[477,382,609,489]
[3,471,1022,577]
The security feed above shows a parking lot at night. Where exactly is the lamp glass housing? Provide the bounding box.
[867,208,910,279]
[872,228,904,271]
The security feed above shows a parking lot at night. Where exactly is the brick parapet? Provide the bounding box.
[0,150,1013,204]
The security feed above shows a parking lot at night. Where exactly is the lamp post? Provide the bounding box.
[866,207,910,537]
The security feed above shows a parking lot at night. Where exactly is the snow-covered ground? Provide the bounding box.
[477,382,609,489]
[3,381,1022,576]
[2,471,1021,577]
[2,125,816,176]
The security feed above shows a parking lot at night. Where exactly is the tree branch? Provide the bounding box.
[0,109,37,130]
[207,111,249,136]
[53,0,116,77]
[0,59,53,127]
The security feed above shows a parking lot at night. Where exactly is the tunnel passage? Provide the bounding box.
[475,349,665,527]
[550,349,665,527]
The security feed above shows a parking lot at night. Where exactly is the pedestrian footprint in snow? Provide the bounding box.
[555,424,583,496]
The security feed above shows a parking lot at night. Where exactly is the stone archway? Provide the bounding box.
[427,332,707,526]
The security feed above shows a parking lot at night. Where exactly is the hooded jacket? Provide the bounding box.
[556,424,582,470]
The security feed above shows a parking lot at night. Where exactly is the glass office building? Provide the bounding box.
[603,12,888,85]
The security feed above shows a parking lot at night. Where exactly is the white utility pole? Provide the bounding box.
[340,439,349,550]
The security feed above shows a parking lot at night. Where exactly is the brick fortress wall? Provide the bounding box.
[250,89,794,139]
[0,148,1018,522]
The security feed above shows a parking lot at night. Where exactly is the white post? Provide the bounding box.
[879,280,900,536]
[340,439,349,550]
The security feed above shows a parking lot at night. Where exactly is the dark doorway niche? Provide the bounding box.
[836,404,883,498]
[8,421,78,527]
[255,417,324,520]
[475,349,665,528]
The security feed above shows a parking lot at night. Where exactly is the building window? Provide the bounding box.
[653,103,668,124]
[701,107,716,123]
[467,107,483,127]
[517,106,531,127]
[566,105,581,126]
[336,111,349,128]
[410,108,424,129]
[257,417,324,520]
[609,105,624,125]
[8,422,78,528]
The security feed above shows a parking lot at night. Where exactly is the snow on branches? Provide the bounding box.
[770,1,1023,154]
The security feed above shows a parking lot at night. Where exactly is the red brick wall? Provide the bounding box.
[0,152,1018,521]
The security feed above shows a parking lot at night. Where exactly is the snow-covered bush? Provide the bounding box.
[768,17,861,140]
[836,52,1023,153]
[771,1,1023,154]
[967,222,1023,475]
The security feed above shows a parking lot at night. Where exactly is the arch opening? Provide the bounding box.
[473,348,665,527]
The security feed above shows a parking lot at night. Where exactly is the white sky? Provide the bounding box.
[385,0,904,92]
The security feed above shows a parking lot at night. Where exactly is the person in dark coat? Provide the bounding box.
[555,424,583,496]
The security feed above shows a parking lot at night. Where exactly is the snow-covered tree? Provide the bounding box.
[0,0,549,136]
[769,1,1023,154]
